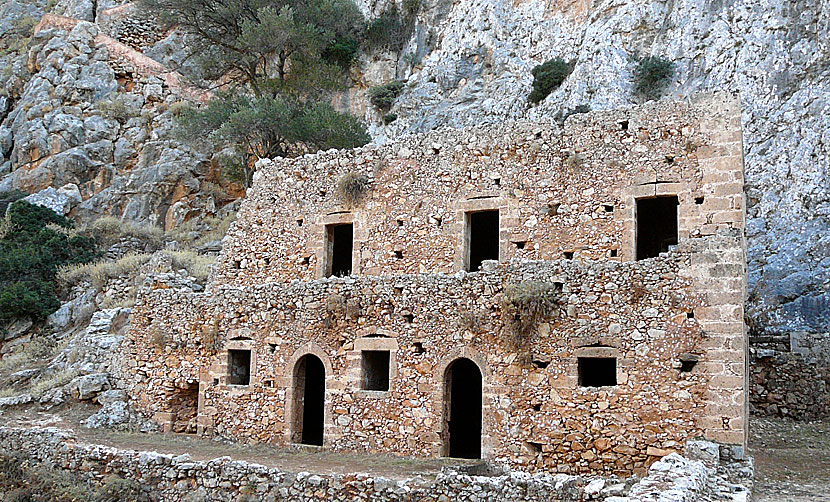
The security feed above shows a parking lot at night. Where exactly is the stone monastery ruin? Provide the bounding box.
[121,92,747,476]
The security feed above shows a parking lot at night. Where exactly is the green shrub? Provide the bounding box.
[96,94,138,124]
[633,56,674,98]
[368,81,405,111]
[0,281,60,321]
[365,5,413,52]
[383,113,397,124]
[0,202,98,320]
[323,37,360,69]
[0,190,27,214]
[528,57,574,104]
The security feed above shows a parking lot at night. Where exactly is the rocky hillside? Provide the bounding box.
[0,0,827,334]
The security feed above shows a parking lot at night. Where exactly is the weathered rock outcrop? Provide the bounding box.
[0,15,224,230]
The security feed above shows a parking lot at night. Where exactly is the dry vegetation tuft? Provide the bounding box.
[57,253,153,289]
[336,172,370,207]
[502,281,562,363]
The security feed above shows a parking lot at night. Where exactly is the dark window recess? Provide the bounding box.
[403,313,414,323]
[513,241,526,250]
[361,351,390,391]
[302,256,310,266]
[413,342,425,354]
[695,196,705,205]
[603,205,614,213]
[467,210,499,271]
[394,250,403,259]
[578,357,617,387]
[610,249,618,257]
[531,403,542,411]
[228,349,251,385]
[679,353,699,373]
[564,251,574,260]
[397,219,404,226]
[620,120,629,131]
[636,196,679,260]
[327,223,353,276]
[493,178,501,186]
[297,218,304,226]
[687,311,695,319]
[525,441,543,453]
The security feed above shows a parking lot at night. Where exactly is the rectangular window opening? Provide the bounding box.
[228,349,251,386]
[636,196,678,260]
[466,210,499,272]
[361,350,390,391]
[326,223,353,277]
[578,357,617,387]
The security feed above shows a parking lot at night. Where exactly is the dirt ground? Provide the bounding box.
[1,403,475,481]
[749,416,830,502]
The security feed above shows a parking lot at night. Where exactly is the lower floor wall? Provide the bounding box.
[749,332,830,420]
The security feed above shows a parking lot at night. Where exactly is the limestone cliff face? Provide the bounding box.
[352,0,830,334]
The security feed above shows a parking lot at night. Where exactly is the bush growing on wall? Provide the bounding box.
[633,56,675,98]
[502,281,562,363]
[528,57,575,104]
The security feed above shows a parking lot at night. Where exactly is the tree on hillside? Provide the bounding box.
[140,0,371,186]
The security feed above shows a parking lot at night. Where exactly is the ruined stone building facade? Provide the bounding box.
[121,92,747,475]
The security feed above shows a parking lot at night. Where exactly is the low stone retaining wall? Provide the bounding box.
[0,427,751,501]
[0,427,592,501]
[750,332,830,420]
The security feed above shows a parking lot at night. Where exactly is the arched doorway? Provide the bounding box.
[292,354,325,446]
[443,358,482,458]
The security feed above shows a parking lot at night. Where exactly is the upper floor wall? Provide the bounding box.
[211,92,744,288]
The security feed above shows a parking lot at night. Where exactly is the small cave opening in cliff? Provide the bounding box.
[636,196,678,260]
[444,358,482,459]
[466,210,499,272]
[292,354,325,446]
[326,223,353,277]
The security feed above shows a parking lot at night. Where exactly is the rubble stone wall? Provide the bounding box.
[121,93,747,476]
[0,427,592,502]
[750,332,830,420]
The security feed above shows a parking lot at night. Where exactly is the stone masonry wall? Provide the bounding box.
[121,93,747,476]
[0,427,592,502]
[750,332,830,420]
[211,95,741,287]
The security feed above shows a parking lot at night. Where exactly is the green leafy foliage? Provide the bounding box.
[141,0,371,186]
[0,190,26,214]
[140,0,365,89]
[633,56,674,98]
[177,93,370,178]
[528,57,575,105]
[368,80,405,111]
[365,5,415,52]
[0,202,98,321]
